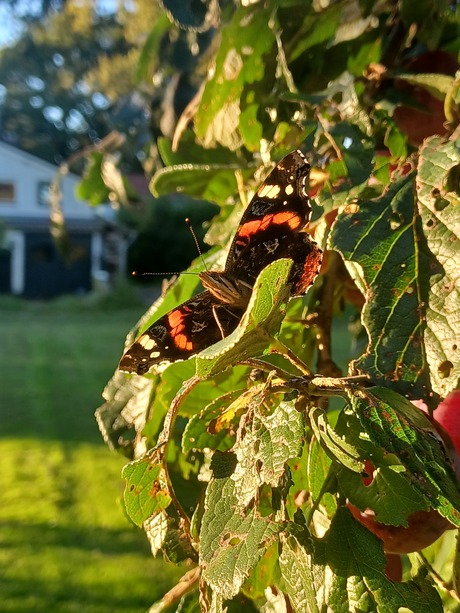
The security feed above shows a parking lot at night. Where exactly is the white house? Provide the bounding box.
[0,141,122,298]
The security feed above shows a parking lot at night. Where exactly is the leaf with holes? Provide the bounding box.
[280,508,443,613]
[200,452,282,600]
[122,450,171,526]
[330,173,432,400]
[230,396,304,507]
[195,5,275,141]
[416,136,460,397]
[349,386,460,527]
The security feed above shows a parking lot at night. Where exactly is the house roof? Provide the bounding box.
[0,140,81,180]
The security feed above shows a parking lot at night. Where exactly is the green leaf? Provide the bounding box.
[324,508,443,612]
[249,399,304,487]
[144,512,195,563]
[200,452,281,600]
[195,259,293,379]
[330,173,432,399]
[231,398,304,507]
[122,450,172,526]
[279,528,322,613]
[394,72,454,102]
[239,103,263,152]
[280,509,443,613]
[76,151,110,206]
[347,39,382,77]
[289,5,341,61]
[349,386,460,527]
[136,13,170,82]
[95,368,157,456]
[195,5,275,139]
[150,163,250,205]
[306,438,337,517]
[416,136,460,397]
[157,134,239,167]
[242,542,281,601]
[182,388,245,453]
[338,464,428,526]
[143,362,250,445]
[329,123,374,186]
[309,406,364,473]
[384,122,407,159]
[141,359,198,444]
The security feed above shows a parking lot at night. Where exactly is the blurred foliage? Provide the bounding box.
[0,0,161,168]
[126,194,219,276]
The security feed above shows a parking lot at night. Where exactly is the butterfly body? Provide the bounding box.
[119,150,322,375]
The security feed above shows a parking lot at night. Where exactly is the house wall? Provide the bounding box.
[0,141,92,219]
[0,142,107,297]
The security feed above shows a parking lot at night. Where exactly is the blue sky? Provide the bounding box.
[0,0,120,49]
[0,3,24,48]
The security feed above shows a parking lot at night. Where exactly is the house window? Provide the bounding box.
[0,182,15,202]
[37,181,51,207]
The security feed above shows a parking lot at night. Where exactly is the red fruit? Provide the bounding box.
[432,391,460,458]
[347,503,453,555]
[384,553,403,582]
[393,51,459,145]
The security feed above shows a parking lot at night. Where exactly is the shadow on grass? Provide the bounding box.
[0,520,181,613]
[0,577,164,613]
[0,519,152,554]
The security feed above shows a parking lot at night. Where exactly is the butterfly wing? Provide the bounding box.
[119,291,244,375]
[223,150,321,292]
[226,150,312,270]
[282,233,323,296]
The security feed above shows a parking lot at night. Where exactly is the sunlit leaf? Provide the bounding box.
[330,173,432,399]
[122,449,172,526]
[195,5,275,140]
[416,136,460,398]
[200,452,281,600]
[195,259,293,378]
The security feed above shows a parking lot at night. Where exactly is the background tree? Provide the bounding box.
[0,0,164,168]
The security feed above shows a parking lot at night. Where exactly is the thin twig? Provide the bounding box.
[416,551,460,603]
[270,338,312,376]
[158,375,201,531]
[148,566,201,612]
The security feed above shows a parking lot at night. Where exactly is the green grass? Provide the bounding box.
[0,297,181,613]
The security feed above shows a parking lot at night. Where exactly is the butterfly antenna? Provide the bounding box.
[131,270,191,277]
[131,219,207,277]
[185,218,208,271]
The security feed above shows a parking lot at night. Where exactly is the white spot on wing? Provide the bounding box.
[139,335,156,351]
[258,184,281,199]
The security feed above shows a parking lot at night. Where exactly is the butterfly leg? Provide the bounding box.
[211,304,241,339]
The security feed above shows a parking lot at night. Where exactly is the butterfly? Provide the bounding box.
[119,150,323,375]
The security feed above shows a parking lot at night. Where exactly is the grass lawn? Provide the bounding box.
[0,296,181,613]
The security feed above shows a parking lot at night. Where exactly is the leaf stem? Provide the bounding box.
[269,338,312,375]
[158,375,201,530]
[416,552,460,603]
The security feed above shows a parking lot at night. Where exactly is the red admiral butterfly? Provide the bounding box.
[119,150,322,375]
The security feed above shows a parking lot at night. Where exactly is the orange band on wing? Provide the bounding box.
[237,211,303,243]
[167,309,194,350]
